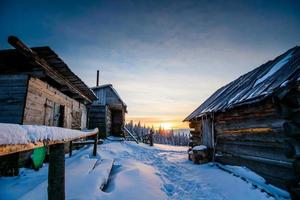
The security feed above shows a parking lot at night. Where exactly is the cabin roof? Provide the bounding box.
[91,84,127,108]
[184,46,300,122]
[0,46,97,103]
[32,47,97,102]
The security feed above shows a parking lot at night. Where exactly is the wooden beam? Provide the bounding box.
[96,70,99,86]
[69,141,73,157]
[0,129,98,156]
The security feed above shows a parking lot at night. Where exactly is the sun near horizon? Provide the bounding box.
[126,116,189,130]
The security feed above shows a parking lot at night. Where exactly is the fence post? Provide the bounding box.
[69,141,73,157]
[149,129,154,146]
[93,132,98,156]
[48,143,65,200]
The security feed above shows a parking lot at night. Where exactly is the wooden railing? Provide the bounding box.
[0,128,99,200]
[123,127,139,144]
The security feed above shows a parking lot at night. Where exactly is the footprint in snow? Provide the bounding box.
[163,183,175,196]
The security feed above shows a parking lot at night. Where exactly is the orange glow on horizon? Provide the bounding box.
[160,122,172,130]
[126,116,189,130]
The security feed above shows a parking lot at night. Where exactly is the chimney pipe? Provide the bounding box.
[96,70,99,86]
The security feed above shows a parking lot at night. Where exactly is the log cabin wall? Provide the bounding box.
[188,120,202,158]
[0,74,29,124]
[189,121,202,148]
[88,105,107,137]
[214,97,298,189]
[23,77,87,129]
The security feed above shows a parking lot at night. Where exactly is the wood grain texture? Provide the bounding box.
[0,74,29,124]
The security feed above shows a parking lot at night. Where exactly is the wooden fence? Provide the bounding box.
[0,128,99,200]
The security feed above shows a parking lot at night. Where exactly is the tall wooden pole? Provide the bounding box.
[48,143,65,200]
[96,70,99,86]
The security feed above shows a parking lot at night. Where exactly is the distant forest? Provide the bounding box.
[125,121,189,146]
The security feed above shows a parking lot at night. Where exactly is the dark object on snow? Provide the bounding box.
[184,46,300,196]
[192,147,209,164]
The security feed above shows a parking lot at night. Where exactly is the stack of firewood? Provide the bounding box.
[191,145,209,164]
[188,122,202,160]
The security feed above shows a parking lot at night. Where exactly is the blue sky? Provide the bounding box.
[1,0,300,128]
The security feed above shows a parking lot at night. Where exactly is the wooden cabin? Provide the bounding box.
[88,84,127,138]
[0,36,97,128]
[0,36,97,174]
[184,46,300,194]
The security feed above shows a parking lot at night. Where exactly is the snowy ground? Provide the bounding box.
[0,141,288,200]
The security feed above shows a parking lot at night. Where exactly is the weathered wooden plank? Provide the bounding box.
[0,130,98,156]
[216,141,291,162]
[217,132,287,143]
[48,143,65,200]
[0,74,28,124]
[215,119,286,131]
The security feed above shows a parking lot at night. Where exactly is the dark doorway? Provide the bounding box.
[111,110,123,137]
[53,104,65,127]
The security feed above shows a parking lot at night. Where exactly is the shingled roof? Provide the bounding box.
[32,46,97,102]
[184,46,300,121]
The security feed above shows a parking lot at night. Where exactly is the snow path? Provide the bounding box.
[100,141,275,200]
[0,141,282,200]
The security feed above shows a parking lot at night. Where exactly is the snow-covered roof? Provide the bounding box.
[185,46,300,121]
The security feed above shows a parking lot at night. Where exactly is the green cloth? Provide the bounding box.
[31,147,46,169]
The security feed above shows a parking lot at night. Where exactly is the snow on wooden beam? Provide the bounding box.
[0,124,99,156]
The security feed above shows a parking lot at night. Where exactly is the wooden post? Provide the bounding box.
[93,132,98,156]
[96,70,99,86]
[69,141,73,157]
[149,129,154,146]
[48,143,65,200]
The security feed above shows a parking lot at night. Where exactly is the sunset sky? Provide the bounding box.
[1,0,300,129]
